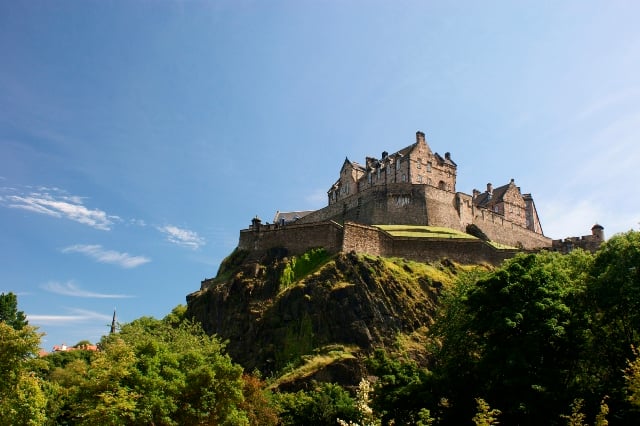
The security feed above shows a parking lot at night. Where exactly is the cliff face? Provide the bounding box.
[186,247,474,387]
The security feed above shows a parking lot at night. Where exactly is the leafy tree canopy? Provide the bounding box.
[0,291,28,330]
[46,314,249,425]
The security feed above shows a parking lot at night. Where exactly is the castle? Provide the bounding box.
[238,131,603,265]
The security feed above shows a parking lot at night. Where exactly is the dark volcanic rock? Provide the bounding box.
[186,249,446,385]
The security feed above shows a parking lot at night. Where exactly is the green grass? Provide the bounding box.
[279,248,333,289]
[486,241,518,250]
[374,225,477,239]
[380,256,460,288]
[269,345,358,389]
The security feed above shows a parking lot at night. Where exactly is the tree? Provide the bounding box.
[472,398,501,426]
[0,291,28,330]
[239,374,279,426]
[585,231,640,421]
[367,349,432,425]
[0,322,47,425]
[428,251,593,425]
[46,314,249,425]
[275,382,359,426]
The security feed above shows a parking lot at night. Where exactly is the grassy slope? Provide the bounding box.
[374,224,477,239]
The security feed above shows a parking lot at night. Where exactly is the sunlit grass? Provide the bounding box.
[487,241,518,250]
[375,225,477,239]
[269,345,358,389]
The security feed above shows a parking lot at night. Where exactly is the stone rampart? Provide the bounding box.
[471,209,552,249]
[342,222,387,256]
[237,220,524,266]
[238,221,344,257]
[343,222,519,265]
[552,235,602,254]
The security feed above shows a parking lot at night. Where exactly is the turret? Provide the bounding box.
[591,223,605,241]
[251,216,262,230]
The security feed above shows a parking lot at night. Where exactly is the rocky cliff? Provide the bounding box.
[186,247,482,389]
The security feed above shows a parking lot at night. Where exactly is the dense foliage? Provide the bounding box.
[0,291,29,330]
[369,231,640,425]
[3,231,640,425]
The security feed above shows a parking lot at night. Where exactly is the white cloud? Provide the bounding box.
[158,225,205,249]
[1,186,117,230]
[42,281,134,299]
[27,308,113,325]
[62,244,150,268]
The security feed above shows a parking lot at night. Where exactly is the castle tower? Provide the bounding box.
[591,223,605,241]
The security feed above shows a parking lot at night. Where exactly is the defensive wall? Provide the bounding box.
[551,225,605,254]
[297,182,553,250]
[238,221,343,258]
[238,220,524,266]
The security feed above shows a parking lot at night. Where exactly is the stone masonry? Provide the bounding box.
[236,130,603,264]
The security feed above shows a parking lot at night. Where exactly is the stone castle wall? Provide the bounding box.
[238,221,344,257]
[552,235,603,254]
[343,222,519,264]
[298,182,551,250]
[471,209,552,249]
[239,221,524,266]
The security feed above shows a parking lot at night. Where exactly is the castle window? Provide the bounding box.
[368,172,372,184]
[418,175,423,183]
[402,174,406,182]
[417,158,422,169]
[427,162,432,172]
[396,159,401,170]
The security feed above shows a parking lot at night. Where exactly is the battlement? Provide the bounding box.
[551,224,605,253]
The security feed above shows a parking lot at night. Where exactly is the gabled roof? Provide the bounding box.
[435,152,457,167]
[341,157,365,173]
[396,142,416,157]
[273,210,314,224]
[475,183,512,207]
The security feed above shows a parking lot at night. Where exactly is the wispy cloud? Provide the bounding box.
[158,225,205,249]
[27,308,113,326]
[0,186,118,230]
[42,281,134,299]
[62,244,150,268]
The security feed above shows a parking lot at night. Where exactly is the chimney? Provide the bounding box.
[487,183,493,194]
[382,151,388,159]
[416,131,425,144]
[445,152,451,160]
[510,178,515,185]
[473,189,480,199]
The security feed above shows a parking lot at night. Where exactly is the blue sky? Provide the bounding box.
[2,1,639,349]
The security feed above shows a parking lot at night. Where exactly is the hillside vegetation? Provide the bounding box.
[186,247,485,384]
[3,231,640,425]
